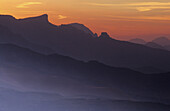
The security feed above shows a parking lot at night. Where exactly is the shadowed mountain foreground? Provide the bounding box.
[0,44,170,111]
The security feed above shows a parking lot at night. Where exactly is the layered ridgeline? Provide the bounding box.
[0,14,170,73]
[0,44,170,111]
[129,37,170,51]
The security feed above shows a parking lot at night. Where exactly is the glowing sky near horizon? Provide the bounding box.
[1,0,170,40]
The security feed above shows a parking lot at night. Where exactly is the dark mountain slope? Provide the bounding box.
[0,24,54,54]
[68,23,96,37]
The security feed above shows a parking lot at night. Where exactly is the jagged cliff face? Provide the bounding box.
[99,32,112,39]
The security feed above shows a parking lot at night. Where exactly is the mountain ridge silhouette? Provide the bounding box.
[0,14,170,73]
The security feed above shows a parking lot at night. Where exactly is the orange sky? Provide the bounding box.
[0,0,170,41]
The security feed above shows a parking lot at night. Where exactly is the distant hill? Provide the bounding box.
[145,42,165,50]
[152,37,170,46]
[152,37,170,51]
[0,14,170,73]
[129,38,146,44]
[129,37,170,52]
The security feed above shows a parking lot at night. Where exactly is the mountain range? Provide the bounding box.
[0,14,170,111]
[129,37,170,51]
[0,14,170,73]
